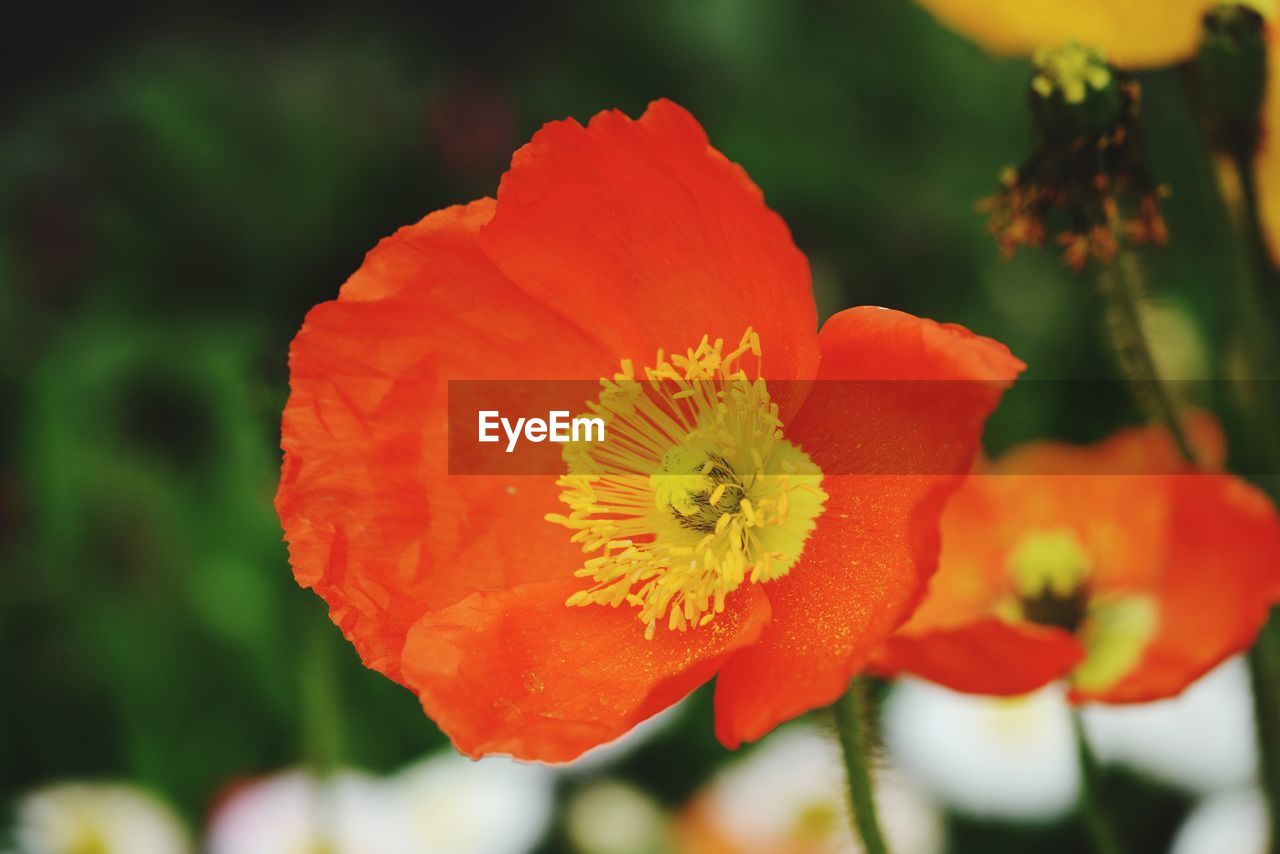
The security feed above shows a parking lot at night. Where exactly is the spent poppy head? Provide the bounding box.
[276,100,1023,761]
[873,417,1280,703]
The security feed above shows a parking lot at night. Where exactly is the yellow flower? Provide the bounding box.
[913,0,1218,68]
[1257,23,1280,262]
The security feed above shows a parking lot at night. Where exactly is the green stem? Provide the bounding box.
[833,678,890,854]
[1230,148,1276,296]
[1228,151,1280,421]
[300,617,345,775]
[300,616,345,850]
[1095,251,1197,464]
[1225,150,1280,439]
[1072,711,1126,854]
[1249,618,1280,854]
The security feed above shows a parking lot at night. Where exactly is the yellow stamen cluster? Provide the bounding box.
[546,329,827,639]
[1032,42,1112,105]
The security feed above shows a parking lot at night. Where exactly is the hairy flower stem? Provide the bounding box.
[833,678,890,854]
[1072,711,1126,854]
[1096,251,1196,462]
[1089,250,1186,854]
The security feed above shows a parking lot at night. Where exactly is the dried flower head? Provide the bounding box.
[981,42,1169,270]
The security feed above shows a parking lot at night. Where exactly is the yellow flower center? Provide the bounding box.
[546,329,827,639]
[999,527,1158,692]
[1007,527,1092,631]
[1032,42,1113,105]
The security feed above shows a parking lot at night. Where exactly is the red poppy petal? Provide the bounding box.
[998,412,1225,475]
[712,308,1023,747]
[796,306,1026,382]
[479,99,820,383]
[1076,474,1280,704]
[893,473,1018,633]
[277,200,616,683]
[871,619,1085,696]
[400,580,771,761]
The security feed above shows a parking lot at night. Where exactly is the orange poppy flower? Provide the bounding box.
[873,419,1280,702]
[912,0,1218,68]
[276,99,1023,760]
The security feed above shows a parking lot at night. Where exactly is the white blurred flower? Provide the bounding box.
[1170,789,1267,854]
[882,678,1079,822]
[207,754,554,854]
[391,752,555,854]
[206,770,402,854]
[680,722,943,854]
[565,780,668,854]
[13,782,192,854]
[1081,657,1257,795]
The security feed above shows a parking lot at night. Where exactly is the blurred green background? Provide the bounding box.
[1,1,1250,851]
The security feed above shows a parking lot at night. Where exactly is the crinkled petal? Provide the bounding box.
[277,200,616,682]
[479,99,819,385]
[400,581,770,761]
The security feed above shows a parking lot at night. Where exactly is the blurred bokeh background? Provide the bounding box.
[2,1,1259,852]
